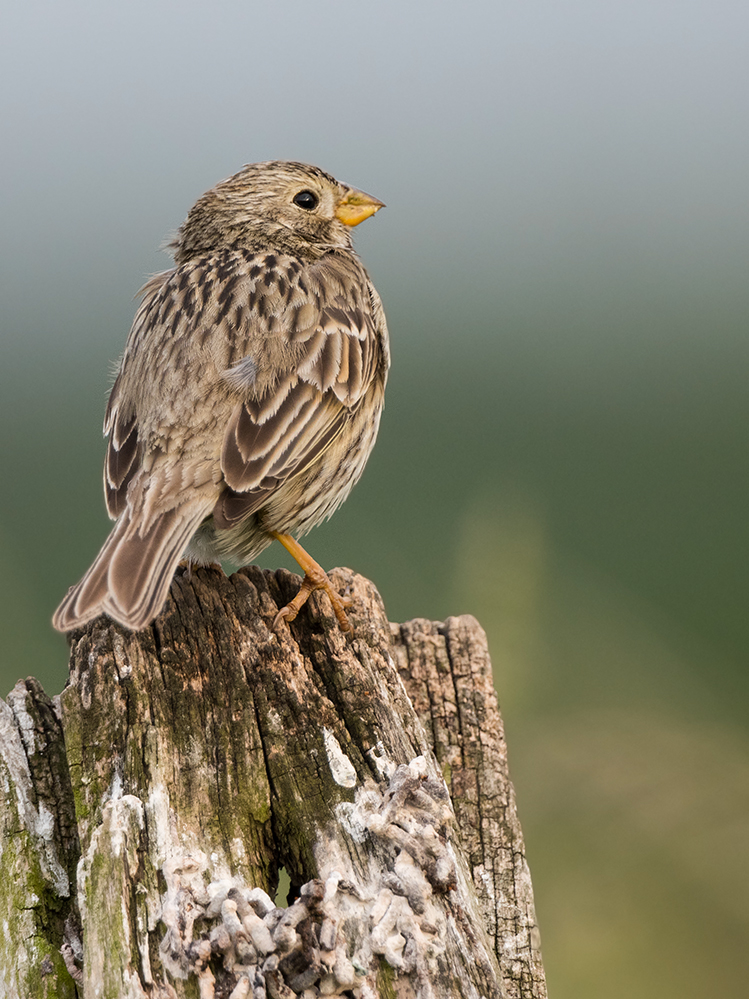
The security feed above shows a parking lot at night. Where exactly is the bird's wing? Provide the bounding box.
[101,251,383,528]
[103,271,172,519]
[104,407,140,518]
[214,252,382,526]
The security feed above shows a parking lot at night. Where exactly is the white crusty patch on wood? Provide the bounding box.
[145,784,171,869]
[323,727,357,787]
[149,757,499,998]
[313,756,463,995]
[76,794,150,995]
[366,739,397,779]
[0,685,70,898]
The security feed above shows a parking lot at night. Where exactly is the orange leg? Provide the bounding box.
[271,532,352,632]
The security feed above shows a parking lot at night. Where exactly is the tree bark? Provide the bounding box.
[0,565,546,999]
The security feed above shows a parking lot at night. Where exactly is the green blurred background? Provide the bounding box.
[2,1,748,995]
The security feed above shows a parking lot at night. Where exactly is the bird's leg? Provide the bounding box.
[270,531,352,632]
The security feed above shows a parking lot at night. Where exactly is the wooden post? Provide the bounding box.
[0,566,547,999]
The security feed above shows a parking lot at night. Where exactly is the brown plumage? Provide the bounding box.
[53,161,389,633]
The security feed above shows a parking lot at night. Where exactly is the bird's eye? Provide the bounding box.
[293,190,319,210]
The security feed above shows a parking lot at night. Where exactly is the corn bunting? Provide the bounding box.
[53,161,388,633]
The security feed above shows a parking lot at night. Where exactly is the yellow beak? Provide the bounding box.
[335,188,385,226]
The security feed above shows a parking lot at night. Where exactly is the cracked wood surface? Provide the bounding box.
[0,565,546,999]
[392,618,545,999]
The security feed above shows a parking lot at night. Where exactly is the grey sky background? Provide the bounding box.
[4,0,749,345]
[2,3,749,997]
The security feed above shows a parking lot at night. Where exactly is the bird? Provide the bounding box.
[53,160,389,634]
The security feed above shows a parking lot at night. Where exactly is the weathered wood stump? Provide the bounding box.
[0,566,546,999]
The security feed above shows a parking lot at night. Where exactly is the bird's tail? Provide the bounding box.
[53,502,211,632]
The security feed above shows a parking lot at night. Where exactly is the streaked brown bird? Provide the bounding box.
[53,161,388,633]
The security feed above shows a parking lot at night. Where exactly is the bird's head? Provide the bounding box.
[174,160,384,261]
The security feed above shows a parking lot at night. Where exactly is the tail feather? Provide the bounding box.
[53,502,211,632]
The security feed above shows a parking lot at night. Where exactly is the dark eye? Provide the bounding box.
[293,190,319,210]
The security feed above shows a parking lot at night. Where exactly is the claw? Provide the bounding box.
[270,532,353,632]
[178,558,222,580]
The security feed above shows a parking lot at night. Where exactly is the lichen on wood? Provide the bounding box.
[0,565,546,998]
[0,679,81,998]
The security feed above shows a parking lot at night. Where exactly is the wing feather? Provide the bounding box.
[99,249,384,541]
[217,252,384,514]
[104,410,141,517]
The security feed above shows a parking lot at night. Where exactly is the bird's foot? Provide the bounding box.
[178,558,222,580]
[271,532,352,632]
